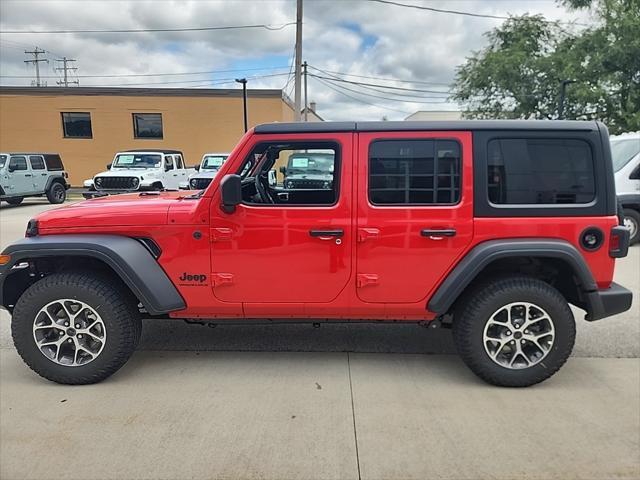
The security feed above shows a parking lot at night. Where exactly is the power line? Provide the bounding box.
[317,76,450,104]
[0,65,290,79]
[367,0,510,19]
[81,72,290,88]
[308,72,452,94]
[313,76,411,114]
[1,22,296,34]
[311,67,453,87]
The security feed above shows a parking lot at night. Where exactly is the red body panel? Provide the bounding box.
[32,129,619,321]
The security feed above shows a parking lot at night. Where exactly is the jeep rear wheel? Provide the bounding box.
[5,197,24,206]
[11,273,142,384]
[623,208,640,244]
[46,182,66,204]
[453,276,575,387]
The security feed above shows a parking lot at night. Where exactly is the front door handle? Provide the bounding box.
[421,228,456,239]
[25,174,32,177]
[309,229,344,238]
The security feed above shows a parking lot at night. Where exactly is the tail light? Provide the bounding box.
[609,226,629,258]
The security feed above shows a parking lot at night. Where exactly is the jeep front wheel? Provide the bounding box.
[46,182,66,204]
[453,276,575,387]
[11,273,142,384]
[5,197,23,206]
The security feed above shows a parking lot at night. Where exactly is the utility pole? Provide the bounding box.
[303,61,308,122]
[558,79,576,119]
[24,47,48,87]
[293,0,303,121]
[236,78,248,133]
[55,57,79,87]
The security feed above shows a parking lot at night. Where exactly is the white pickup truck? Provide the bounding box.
[84,149,195,196]
[180,152,229,190]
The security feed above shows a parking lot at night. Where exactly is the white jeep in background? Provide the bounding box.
[612,132,640,244]
[180,152,229,190]
[84,149,195,197]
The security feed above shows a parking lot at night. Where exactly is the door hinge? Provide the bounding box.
[211,273,234,287]
[357,228,380,243]
[357,273,379,288]
[211,227,233,242]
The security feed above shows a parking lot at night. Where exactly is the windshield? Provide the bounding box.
[113,153,162,169]
[0,155,6,169]
[287,154,335,175]
[611,139,640,172]
[202,155,228,170]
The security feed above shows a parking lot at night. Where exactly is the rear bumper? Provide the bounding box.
[585,282,633,321]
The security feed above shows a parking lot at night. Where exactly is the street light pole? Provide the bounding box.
[236,78,248,133]
[558,79,576,120]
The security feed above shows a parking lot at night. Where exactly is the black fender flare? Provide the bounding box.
[44,175,66,192]
[428,239,598,316]
[0,235,185,315]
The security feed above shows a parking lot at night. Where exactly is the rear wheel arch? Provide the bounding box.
[429,239,598,319]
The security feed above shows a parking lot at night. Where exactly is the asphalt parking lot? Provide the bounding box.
[1,199,639,480]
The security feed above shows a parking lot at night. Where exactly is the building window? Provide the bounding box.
[61,112,92,138]
[487,138,595,205]
[133,113,163,139]
[369,139,461,205]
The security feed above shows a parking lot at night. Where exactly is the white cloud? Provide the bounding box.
[0,0,593,120]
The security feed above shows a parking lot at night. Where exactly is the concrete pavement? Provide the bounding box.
[1,350,638,479]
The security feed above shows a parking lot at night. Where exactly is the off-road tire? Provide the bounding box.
[5,197,24,206]
[11,273,142,384]
[453,276,575,387]
[46,182,66,204]
[623,208,640,245]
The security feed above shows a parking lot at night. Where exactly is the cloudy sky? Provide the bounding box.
[0,0,594,120]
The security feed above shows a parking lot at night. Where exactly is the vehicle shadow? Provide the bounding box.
[139,319,457,355]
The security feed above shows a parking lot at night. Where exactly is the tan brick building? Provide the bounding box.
[0,86,295,185]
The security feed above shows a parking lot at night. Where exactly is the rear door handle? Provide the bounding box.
[421,229,456,239]
[24,174,32,177]
[309,229,344,238]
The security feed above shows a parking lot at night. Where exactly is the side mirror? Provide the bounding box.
[106,163,112,170]
[194,165,200,171]
[8,165,15,173]
[165,164,172,172]
[220,174,242,213]
[279,166,287,175]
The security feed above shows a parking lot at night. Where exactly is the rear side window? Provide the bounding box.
[369,139,461,205]
[29,156,45,170]
[488,139,595,205]
[44,155,64,171]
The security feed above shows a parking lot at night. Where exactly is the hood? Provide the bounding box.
[286,173,333,181]
[36,191,188,230]
[190,170,219,180]
[95,168,163,178]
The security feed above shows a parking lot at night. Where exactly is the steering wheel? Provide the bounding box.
[254,171,275,204]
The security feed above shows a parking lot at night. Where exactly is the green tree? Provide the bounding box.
[452,0,640,133]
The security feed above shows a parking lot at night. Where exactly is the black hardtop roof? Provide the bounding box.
[121,149,183,154]
[254,120,601,134]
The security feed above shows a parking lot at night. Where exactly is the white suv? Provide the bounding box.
[0,153,69,205]
[612,132,640,244]
[84,149,194,196]
[180,152,229,190]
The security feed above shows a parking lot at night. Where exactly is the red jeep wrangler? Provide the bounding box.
[0,121,632,387]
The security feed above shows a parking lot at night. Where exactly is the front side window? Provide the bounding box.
[369,139,461,205]
[61,112,92,138]
[164,155,174,170]
[202,155,228,170]
[488,138,595,205]
[29,156,45,170]
[9,156,28,171]
[611,139,640,172]
[113,153,161,169]
[133,113,163,139]
[237,142,339,206]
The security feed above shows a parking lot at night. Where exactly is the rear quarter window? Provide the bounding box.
[44,154,64,171]
[487,138,595,205]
